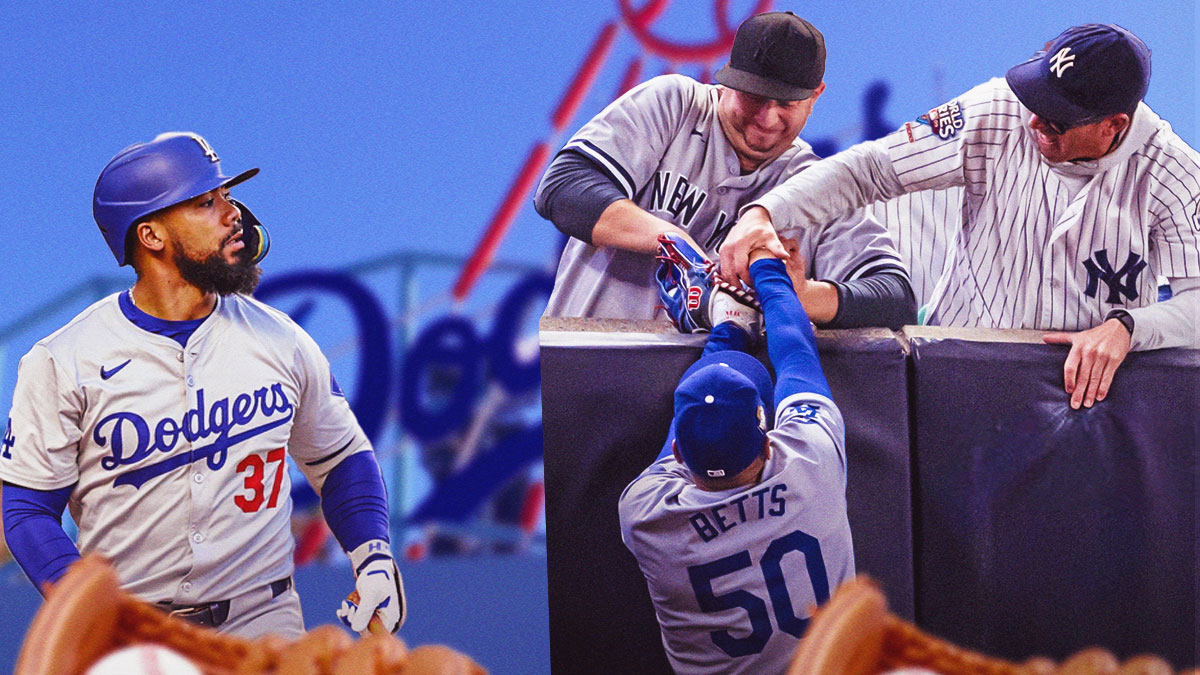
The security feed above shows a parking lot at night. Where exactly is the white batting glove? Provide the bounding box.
[337,539,407,634]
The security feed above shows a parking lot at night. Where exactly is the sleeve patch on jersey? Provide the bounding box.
[331,373,345,398]
[916,101,966,140]
[905,122,915,143]
[779,403,821,425]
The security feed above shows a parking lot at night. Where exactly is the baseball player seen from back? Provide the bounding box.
[722,24,1200,409]
[0,133,405,639]
[536,11,917,329]
[620,237,855,674]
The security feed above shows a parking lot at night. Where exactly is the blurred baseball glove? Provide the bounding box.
[655,233,761,334]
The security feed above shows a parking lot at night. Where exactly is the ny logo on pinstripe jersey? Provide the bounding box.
[1083,250,1146,304]
[1049,48,1076,78]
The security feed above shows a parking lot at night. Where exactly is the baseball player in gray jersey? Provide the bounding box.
[620,244,854,674]
[724,23,1200,409]
[536,11,916,329]
[0,133,404,639]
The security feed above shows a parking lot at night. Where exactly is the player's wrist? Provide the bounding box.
[348,539,394,575]
[1104,309,1135,336]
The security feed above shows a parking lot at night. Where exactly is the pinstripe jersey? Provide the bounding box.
[868,187,963,310]
[619,391,854,675]
[542,74,906,319]
[758,78,1200,331]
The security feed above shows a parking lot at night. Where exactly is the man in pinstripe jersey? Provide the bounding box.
[723,23,1199,409]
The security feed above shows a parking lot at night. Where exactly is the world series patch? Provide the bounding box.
[916,100,965,140]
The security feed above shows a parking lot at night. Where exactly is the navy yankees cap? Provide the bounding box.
[673,351,774,481]
[715,11,826,101]
[1006,24,1151,125]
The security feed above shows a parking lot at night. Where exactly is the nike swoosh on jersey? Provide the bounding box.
[101,360,132,380]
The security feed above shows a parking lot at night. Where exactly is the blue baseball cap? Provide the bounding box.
[673,351,773,480]
[1005,24,1150,126]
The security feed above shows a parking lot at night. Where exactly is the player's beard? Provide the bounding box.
[174,243,262,296]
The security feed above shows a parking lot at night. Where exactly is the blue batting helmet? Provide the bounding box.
[93,132,259,265]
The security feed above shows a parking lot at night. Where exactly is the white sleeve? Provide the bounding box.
[560,75,693,199]
[1127,278,1200,351]
[286,328,372,493]
[751,140,906,237]
[1146,156,1200,280]
[0,345,83,490]
[752,79,1015,235]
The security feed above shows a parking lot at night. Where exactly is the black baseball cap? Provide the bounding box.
[1005,24,1151,125]
[715,12,826,101]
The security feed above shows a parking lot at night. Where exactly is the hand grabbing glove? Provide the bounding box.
[337,539,407,635]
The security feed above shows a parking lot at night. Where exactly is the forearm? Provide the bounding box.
[591,200,694,254]
[2,482,80,593]
[750,259,832,402]
[1127,278,1200,351]
[825,272,918,329]
[751,141,906,234]
[320,452,391,556]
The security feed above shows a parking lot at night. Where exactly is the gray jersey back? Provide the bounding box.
[882,79,1200,329]
[618,392,855,674]
[544,75,905,319]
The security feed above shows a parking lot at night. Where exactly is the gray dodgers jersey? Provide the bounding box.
[758,78,1200,331]
[543,74,905,319]
[0,293,371,603]
[619,392,855,675]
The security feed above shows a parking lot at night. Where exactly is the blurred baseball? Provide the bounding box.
[86,644,201,675]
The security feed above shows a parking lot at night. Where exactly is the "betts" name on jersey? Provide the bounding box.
[689,483,788,543]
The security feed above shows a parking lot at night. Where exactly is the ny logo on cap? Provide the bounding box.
[1049,47,1076,78]
[186,133,221,163]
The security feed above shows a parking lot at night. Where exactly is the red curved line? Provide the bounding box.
[552,22,620,131]
[617,0,773,62]
[624,0,669,28]
[452,142,552,301]
[616,56,644,97]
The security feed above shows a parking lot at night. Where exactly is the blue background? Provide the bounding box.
[0,2,1193,673]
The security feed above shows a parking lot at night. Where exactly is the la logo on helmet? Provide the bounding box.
[185,133,221,163]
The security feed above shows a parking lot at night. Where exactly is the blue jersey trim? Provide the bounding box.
[118,290,208,347]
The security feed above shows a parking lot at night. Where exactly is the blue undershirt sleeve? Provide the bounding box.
[319,452,391,552]
[750,259,833,404]
[533,150,628,245]
[2,482,81,594]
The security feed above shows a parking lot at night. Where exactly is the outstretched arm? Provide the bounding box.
[748,255,832,405]
[721,143,903,286]
[321,452,407,635]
